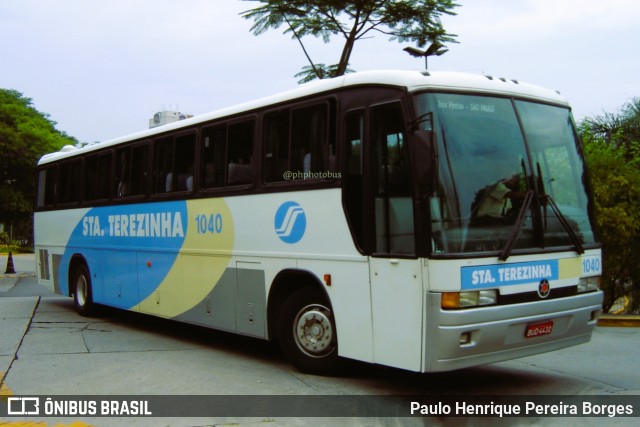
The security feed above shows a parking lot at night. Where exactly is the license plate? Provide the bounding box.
[525,320,554,338]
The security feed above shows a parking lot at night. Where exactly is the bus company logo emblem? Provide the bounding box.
[538,279,551,299]
[274,201,306,244]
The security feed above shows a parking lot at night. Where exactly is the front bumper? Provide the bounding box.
[423,290,603,372]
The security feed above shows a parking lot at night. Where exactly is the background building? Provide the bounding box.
[148,110,193,129]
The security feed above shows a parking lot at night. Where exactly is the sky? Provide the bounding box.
[1,0,639,144]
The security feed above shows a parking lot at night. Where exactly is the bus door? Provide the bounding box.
[366,102,424,371]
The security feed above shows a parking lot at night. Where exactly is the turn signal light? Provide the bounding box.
[442,290,498,309]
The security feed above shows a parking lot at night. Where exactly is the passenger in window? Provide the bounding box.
[186,166,194,191]
[228,157,253,185]
[303,152,311,173]
[117,155,129,197]
[165,172,173,192]
[118,180,130,197]
[175,166,192,191]
[204,163,217,187]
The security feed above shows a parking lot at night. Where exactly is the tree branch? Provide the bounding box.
[283,14,322,79]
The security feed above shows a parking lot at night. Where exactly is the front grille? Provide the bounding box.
[498,285,578,305]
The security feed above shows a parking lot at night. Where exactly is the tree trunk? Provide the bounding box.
[335,19,360,76]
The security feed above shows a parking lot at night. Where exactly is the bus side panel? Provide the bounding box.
[296,258,374,364]
[228,189,375,364]
[235,262,267,338]
[173,261,267,338]
[96,249,138,309]
[35,209,89,295]
[369,257,424,371]
[174,260,238,333]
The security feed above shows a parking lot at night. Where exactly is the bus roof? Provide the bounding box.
[39,69,569,165]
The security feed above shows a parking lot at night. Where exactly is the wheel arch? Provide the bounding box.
[267,268,331,340]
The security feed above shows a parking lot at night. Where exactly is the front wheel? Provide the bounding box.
[72,263,97,317]
[278,286,341,374]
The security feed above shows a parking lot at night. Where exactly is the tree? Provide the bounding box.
[583,98,640,158]
[0,89,76,242]
[241,0,459,83]
[580,99,640,313]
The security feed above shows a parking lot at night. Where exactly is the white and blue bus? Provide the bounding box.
[35,70,602,374]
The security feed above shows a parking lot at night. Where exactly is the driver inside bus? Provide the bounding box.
[472,172,526,224]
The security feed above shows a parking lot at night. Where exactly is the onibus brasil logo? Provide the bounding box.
[274,201,306,244]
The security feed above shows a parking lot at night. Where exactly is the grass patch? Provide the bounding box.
[0,245,34,254]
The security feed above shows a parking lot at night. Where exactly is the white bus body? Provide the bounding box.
[35,70,602,373]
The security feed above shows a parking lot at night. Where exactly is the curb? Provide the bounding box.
[597,314,640,327]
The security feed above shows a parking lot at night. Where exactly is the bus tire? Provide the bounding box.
[278,286,341,374]
[72,263,97,317]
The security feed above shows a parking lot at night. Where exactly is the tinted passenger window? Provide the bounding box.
[263,103,335,182]
[201,120,255,188]
[344,110,365,249]
[36,167,57,207]
[117,144,149,197]
[372,103,414,255]
[85,152,112,201]
[58,160,83,204]
[154,133,195,194]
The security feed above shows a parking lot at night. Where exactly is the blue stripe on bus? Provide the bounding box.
[60,201,188,308]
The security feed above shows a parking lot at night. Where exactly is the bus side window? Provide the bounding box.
[372,102,415,255]
[154,134,194,194]
[344,110,366,251]
[154,138,172,193]
[174,133,196,191]
[58,160,83,204]
[263,112,289,182]
[36,166,58,207]
[291,104,334,174]
[263,102,335,183]
[227,121,255,186]
[117,144,148,197]
[201,125,226,189]
[85,152,112,201]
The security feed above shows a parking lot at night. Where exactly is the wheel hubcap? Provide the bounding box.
[76,275,87,306]
[294,304,335,357]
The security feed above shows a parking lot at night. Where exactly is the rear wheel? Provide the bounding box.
[278,286,341,374]
[72,263,97,316]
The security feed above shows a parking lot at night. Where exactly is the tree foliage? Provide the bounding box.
[580,98,640,313]
[241,0,458,83]
[0,89,76,227]
[294,63,356,83]
[583,99,640,157]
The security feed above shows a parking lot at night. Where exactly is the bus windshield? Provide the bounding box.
[416,93,597,256]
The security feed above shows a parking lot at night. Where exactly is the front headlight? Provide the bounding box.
[442,290,498,309]
[578,276,600,293]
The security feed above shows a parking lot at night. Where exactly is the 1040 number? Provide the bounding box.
[195,213,223,235]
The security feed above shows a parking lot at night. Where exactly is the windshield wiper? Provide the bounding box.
[535,162,584,255]
[498,190,534,261]
[543,194,585,255]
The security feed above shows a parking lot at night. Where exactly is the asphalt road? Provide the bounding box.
[1,254,638,426]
